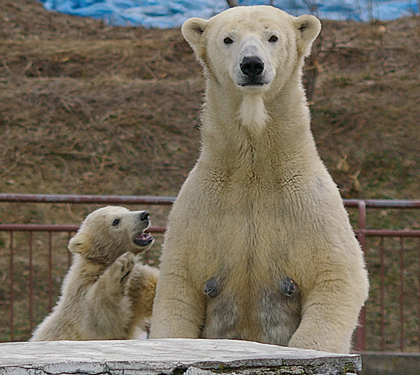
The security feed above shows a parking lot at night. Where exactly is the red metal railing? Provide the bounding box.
[1,194,420,351]
[344,199,420,352]
[0,194,174,342]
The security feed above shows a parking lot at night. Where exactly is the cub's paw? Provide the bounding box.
[112,252,136,284]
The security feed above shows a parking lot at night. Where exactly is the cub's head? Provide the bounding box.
[68,206,154,265]
[182,6,321,92]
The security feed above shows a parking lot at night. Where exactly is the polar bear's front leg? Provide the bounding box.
[150,268,206,339]
[91,252,135,297]
[126,264,160,338]
[82,252,135,338]
[288,278,365,354]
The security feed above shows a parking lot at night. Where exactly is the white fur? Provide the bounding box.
[151,6,369,354]
[237,94,269,133]
[30,206,158,341]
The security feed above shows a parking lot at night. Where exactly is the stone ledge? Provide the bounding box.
[0,338,361,375]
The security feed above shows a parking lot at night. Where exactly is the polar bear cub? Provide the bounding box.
[150,6,369,354]
[30,206,159,341]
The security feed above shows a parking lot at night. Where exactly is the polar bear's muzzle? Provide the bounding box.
[239,56,265,86]
[234,41,273,88]
[133,211,154,249]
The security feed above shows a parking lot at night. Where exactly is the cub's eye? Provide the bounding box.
[223,37,234,45]
[269,35,278,43]
[112,218,120,226]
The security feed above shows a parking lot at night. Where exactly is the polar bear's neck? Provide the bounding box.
[200,79,318,168]
[237,94,269,134]
[204,79,309,138]
[71,255,107,278]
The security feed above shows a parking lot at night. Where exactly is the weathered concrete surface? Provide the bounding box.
[0,339,360,375]
[361,352,420,375]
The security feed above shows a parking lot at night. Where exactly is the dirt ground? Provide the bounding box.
[1,0,420,212]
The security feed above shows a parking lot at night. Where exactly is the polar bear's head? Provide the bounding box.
[182,6,320,91]
[69,206,154,265]
[182,6,321,132]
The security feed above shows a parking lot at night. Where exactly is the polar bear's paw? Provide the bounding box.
[112,252,135,285]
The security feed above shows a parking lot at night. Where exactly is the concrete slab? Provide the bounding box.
[0,339,361,375]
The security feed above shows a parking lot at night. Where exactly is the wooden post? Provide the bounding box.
[226,0,239,7]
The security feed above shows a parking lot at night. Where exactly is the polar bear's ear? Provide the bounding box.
[68,232,88,254]
[293,15,321,57]
[181,17,208,60]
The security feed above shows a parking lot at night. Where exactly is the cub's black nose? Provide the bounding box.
[140,211,149,221]
[240,56,264,77]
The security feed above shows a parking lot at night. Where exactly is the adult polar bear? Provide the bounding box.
[151,6,369,353]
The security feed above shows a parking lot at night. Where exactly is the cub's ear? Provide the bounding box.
[293,15,321,57]
[68,232,89,255]
[181,17,208,62]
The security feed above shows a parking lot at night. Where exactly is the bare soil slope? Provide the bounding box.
[1,0,420,347]
[1,0,419,209]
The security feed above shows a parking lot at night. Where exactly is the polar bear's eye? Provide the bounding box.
[223,37,234,45]
[112,218,120,226]
[269,35,278,43]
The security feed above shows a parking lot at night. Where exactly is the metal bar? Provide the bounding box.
[0,224,166,233]
[356,229,420,238]
[9,232,14,342]
[48,232,53,311]
[380,237,385,351]
[419,238,420,351]
[28,232,34,334]
[344,199,420,209]
[3,226,419,238]
[0,224,78,231]
[67,232,72,268]
[400,237,405,351]
[2,194,419,209]
[3,227,420,238]
[0,194,176,205]
[358,200,367,234]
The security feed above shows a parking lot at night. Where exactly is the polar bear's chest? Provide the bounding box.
[195,173,304,343]
[204,190,296,257]
[191,170,305,276]
[200,271,302,344]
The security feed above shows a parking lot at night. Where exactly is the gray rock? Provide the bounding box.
[0,339,361,375]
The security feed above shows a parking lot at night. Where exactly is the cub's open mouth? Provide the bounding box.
[134,231,154,247]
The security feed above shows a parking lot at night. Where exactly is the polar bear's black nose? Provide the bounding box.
[240,56,264,77]
[140,211,149,221]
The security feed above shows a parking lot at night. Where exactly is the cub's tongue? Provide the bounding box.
[134,232,154,247]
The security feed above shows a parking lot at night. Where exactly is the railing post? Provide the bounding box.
[380,237,385,351]
[399,237,405,351]
[9,231,15,342]
[28,232,34,334]
[356,200,367,351]
[48,232,53,311]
